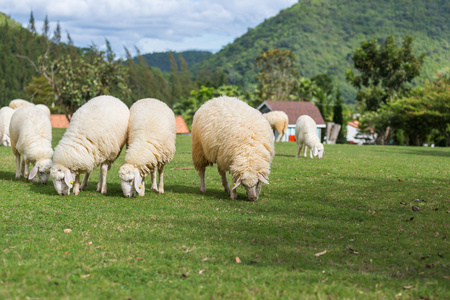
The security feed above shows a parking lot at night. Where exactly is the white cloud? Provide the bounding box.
[1,0,297,57]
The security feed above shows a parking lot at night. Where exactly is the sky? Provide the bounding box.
[1,0,297,57]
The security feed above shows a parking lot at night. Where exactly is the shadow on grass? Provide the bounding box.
[167,184,251,202]
[376,147,450,157]
[0,170,16,181]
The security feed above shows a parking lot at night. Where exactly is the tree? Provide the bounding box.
[42,15,50,38]
[332,87,346,143]
[28,11,36,33]
[346,35,425,111]
[256,49,298,102]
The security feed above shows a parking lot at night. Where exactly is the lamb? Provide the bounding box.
[9,99,33,109]
[263,111,289,142]
[191,96,274,201]
[9,105,53,183]
[119,98,176,198]
[295,115,324,159]
[0,106,14,146]
[50,95,129,196]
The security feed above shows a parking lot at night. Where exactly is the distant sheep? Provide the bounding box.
[263,111,289,142]
[9,99,33,109]
[50,95,129,196]
[0,106,14,146]
[119,98,176,198]
[36,104,51,117]
[9,105,53,183]
[295,115,324,159]
[192,96,274,201]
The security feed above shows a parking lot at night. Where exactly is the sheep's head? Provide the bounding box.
[29,159,53,184]
[233,173,269,201]
[313,144,324,159]
[119,164,142,198]
[50,164,74,196]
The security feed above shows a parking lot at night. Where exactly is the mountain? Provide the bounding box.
[139,50,212,72]
[190,0,450,103]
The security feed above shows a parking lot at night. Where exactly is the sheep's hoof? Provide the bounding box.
[151,187,159,193]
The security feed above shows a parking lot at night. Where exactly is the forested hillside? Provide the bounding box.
[140,51,212,73]
[191,0,450,103]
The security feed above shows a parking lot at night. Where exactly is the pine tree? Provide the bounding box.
[333,87,345,143]
[42,15,50,38]
[28,11,36,33]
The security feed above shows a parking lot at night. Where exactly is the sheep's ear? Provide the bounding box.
[258,174,269,185]
[232,178,241,190]
[29,165,38,180]
[313,146,319,157]
[134,169,142,193]
[64,169,73,188]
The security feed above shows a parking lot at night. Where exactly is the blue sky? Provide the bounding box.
[1,0,297,57]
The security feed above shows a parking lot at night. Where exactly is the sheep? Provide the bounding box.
[295,115,324,159]
[0,106,14,146]
[36,104,51,117]
[9,99,33,109]
[118,98,176,198]
[263,111,289,142]
[191,96,274,201]
[9,105,53,183]
[50,95,129,196]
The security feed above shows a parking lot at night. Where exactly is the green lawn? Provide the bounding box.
[0,129,449,299]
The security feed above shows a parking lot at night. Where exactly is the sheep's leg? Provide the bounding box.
[309,148,313,159]
[218,168,230,194]
[80,172,90,190]
[303,145,308,157]
[230,178,238,200]
[96,170,103,192]
[151,168,158,193]
[20,157,26,177]
[23,159,30,182]
[73,174,81,195]
[296,143,303,158]
[15,154,21,179]
[276,131,282,142]
[98,163,109,194]
[157,165,165,193]
[198,166,206,193]
[138,180,145,197]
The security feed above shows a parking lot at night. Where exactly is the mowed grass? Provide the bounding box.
[0,128,449,299]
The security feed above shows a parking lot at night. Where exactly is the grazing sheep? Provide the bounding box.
[192,96,274,201]
[36,104,51,117]
[295,115,324,159]
[263,111,289,142]
[9,99,33,109]
[119,98,176,198]
[50,95,129,196]
[9,105,53,183]
[0,106,14,146]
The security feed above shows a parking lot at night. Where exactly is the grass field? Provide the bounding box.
[0,128,449,299]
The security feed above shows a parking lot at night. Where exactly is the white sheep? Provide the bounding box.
[9,105,53,183]
[192,96,274,201]
[36,104,51,117]
[9,99,33,109]
[50,95,129,196]
[295,115,324,159]
[119,98,177,198]
[0,106,14,146]
[263,111,289,142]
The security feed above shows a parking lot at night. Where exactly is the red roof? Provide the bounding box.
[50,114,190,134]
[257,101,325,125]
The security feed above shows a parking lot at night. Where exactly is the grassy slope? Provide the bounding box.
[193,0,450,103]
[0,129,449,299]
